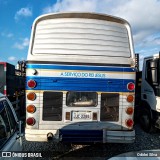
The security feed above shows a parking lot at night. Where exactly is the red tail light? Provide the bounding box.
[127,82,135,91]
[27,80,36,88]
[126,119,134,128]
[26,117,35,126]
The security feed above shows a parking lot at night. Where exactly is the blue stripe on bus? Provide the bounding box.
[26,77,135,92]
[26,64,135,72]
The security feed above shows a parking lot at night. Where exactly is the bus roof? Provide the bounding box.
[34,12,130,26]
[27,12,135,65]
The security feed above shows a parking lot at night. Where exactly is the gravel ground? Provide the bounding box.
[22,125,160,160]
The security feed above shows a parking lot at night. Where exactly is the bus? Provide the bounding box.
[25,12,136,143]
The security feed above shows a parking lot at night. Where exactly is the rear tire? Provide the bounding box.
[139,109,155,133]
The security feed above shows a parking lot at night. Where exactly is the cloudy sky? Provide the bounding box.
[0,0,160,69]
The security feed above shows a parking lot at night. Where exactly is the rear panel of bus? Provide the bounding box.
[26,13,135,142]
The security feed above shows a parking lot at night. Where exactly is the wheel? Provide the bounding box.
[139,109,155,133]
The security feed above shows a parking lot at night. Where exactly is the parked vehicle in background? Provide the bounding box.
[108,150,160,160]
[25,12,136,144]
[0,93,22,160]
[135,53,160,132]
[0,61,26,118]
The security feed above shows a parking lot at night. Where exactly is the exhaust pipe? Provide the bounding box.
[47,132,53,141]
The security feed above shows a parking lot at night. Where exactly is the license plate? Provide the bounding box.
[72,111,91,120]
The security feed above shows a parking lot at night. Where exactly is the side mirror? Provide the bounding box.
[149,60,158,85]
[0,125,7,139]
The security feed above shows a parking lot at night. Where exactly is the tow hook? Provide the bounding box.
[47,132,53,141]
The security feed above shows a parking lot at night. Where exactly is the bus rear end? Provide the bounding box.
[25,12,135,143]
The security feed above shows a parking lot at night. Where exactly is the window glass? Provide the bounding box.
[66,92,97,107]
[0,101,11,149]
[146,60,159,85]
[145,60,152,85]
[33,18,131,58]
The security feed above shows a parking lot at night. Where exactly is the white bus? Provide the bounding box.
[25,12,136,143]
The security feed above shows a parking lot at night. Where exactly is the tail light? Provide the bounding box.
[126,107,134,115]
[127,82,135,91]
[127,95,134,102]
[65,112,70,120]
[27,79,36,88]
[27,105,36,113]
[26,117,35,126]
[126,119,134,128]
[93,112,97,120]
[27,92,36,101]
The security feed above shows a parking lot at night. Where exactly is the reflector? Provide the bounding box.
[27,105,36,113]
[127,95,134,102]
[27,92,36,101]
[126,107,134,115]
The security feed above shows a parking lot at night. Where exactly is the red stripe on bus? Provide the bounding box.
[0,62,6,67]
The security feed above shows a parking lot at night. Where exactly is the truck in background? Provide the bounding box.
[0,61,26,118]
[135,53,160,132]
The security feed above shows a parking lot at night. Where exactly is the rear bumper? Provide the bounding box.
[25,129,135,143]
[59,129,135,143]
[103,130,135,143]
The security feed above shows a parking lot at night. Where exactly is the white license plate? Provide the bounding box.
[72,111,91,120]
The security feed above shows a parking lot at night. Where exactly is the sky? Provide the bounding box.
[0,0,160,69]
